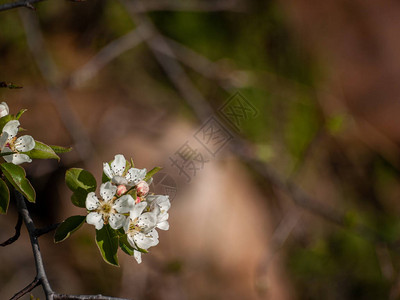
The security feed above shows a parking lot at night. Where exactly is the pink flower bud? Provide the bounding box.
[116,184,127,196]
[136,180,149,196]
[135,196,142,204]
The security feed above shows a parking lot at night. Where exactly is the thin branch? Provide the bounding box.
[53,294,131,300]
[34,222,61,237]
[121,0,214,121]
[131,0,246,12]
[14,191,54,298]
[10,277,40,300]
[0,213,22,247]
[66,26,148,89]
[0,0,45,12]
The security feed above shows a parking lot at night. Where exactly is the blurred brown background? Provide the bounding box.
[1,0,400,299]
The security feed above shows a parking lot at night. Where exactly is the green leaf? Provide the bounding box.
[144,167,162,181]
[0,178,10,214]
[24,141,60,161]
[96,224,119,266]
[65,168,96,192]
[15,109,27,120]
[65,168,96,207]
[54,215,86,243]
[119,234,135,256]
[50,145,72,154]
[102,171,109,184]
[0,163,35,203]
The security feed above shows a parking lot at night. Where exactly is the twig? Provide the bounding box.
[10,277,40,300]
[0,0,45,12]
[34,223,61,237]
[121,0,214,121]
[131,0,246,12]
[14,191,54,298]
[0,213,22,246]
[53,294,131,300]
[66,26,149,89]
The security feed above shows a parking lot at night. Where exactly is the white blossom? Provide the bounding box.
[103,154,147,187]
[146,195,171,231]
[0,120,35,165]
[86,182,134,230]
[124,201,159,263]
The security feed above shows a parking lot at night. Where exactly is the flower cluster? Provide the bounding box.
[85,154,170,264]
[0,101,35,165]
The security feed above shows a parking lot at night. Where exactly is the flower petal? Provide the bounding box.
[126,168,147,185]
[134,250,142,264]
[86,212,104,230]
[137,212,157,233]
[0,102,9,118]
[112,175,128,186]
[100,181,117,202]
[103,162,113,179]
[15,135,35,152]
[111,154,126,177]
[109,213,126,230]
[134,230,159,249]
[157,220,169,231]
[2,120,19,138]
[86,192,100,210]
[0,132,8,149]
[4,153,32,165]
[113,195,134,213]
[129,201,147,220]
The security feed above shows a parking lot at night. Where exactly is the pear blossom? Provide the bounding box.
[0,102,9,118]
[146,194,171,231]
[103,154,147,187]
[124,201,159,263]
[86,181,134,230]
[0,120,35,165]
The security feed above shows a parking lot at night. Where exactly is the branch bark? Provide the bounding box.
[0,0,46,12]
[0,213,22,246]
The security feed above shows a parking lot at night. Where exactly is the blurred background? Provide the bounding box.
[1,0,400,299]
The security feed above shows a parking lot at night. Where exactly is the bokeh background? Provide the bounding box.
[1,0,400,299]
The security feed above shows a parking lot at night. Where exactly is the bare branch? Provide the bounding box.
[0,213,23,247]
[14,191,54,297]
[66,27,148,89]
[34,222,61,237]
[53,294,131,300]
[131,0,246,12]
[121,0,214,121]
[10,277,40,300]
[0,0,45,12]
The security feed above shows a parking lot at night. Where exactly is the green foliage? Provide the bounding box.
[0,178,10,214]
[24,141,60,161]
[288,230,390,299]
[96,224,119,266]
[54,215,86,243]
[0,163,35,203]
[49,145,73,154]
[65,168,97,207]
[15,109,27,120]
[144,167,162,182]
